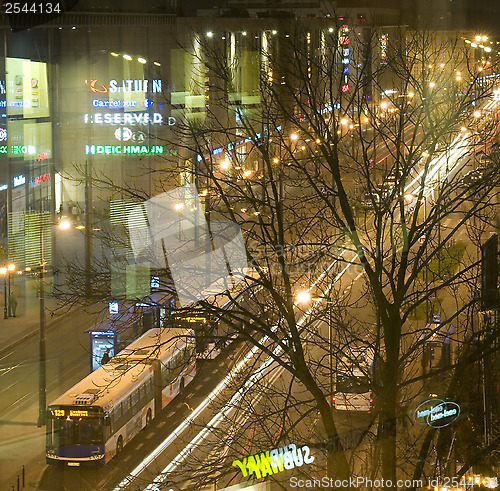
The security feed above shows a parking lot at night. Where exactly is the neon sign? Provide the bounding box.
[83,113,172,125]
[85,79,162,94]
[92,99,137,108]
[34,173,50,184]
[37,152,49,161]
[380,35,388,60]
[13,175,26,187]
[12,145,36,154]
[85,144,177,156]
[0,129,6,141]
[114,127,133,141]
[109,79,162,93]
[414,399,460,428]
[85,79,108,93]
[232,443,314,479]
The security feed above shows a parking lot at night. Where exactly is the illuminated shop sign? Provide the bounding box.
[0,145,43,155]
[0,80,5,94]
[85,144,177,156]
[34,173,50,184]
[0,185,7,191]
[12,145,36,154]
[109,301,119,314]
[380,35,388,60]
[114,127,147,142]
[13,175,26,187]
[232,443,314,479]
[83,113,175,126]
[91,330,115,337]
[85,79,162,94]
[414,399,460,428]
[0,128,6,141]
[92,98,154,109]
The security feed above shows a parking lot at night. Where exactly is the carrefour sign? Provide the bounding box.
[414,399,460,428]
[232,443,314,479]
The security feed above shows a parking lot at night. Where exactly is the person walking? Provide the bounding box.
[101,348,111,365]
[9,291,17,317]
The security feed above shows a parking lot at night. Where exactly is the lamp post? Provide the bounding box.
[37,218,70,427]
[296,290,334,411]
[37,226,47,427]
[0,267,7,319]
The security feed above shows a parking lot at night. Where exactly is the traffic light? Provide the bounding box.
[481,234,498,310]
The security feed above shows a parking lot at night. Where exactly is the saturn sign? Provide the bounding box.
[414,399,460,428]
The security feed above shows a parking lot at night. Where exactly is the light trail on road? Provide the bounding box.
[112,250,357,491]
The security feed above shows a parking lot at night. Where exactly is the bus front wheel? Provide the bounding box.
[116,435,123,454]
[179,377,185,394]
[145,408,152,427]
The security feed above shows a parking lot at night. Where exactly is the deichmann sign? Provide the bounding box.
[232,443,314,479]
[413,399,460,428]
[85,144,177,156]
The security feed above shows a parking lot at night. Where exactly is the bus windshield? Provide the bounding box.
[336,374,370,394]
[47,416,104,447]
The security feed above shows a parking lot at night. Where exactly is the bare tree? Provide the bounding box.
[58,20,500,490]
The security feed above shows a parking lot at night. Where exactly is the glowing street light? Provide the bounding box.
[295,290,312,304]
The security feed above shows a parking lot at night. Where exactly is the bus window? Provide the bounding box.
[132,389,139,407]
[336,374,370,394]
[48,417,103,447]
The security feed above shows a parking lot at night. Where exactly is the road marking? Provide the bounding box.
[158,421,166,427]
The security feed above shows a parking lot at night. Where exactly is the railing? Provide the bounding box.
[10,465,25,491]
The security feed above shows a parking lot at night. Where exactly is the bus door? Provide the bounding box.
[152,360,162,416]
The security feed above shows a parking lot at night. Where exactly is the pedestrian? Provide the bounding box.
[0,205,6,238]
[101,348,111,365]
[9,291,17,317]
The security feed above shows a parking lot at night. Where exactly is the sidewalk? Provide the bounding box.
[0,278,75,357]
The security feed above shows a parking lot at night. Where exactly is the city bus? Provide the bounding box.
[46,327,196,466]
[333,348,374,412]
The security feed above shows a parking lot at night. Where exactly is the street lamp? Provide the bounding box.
[296,290,335,410]
[37,219,70,427]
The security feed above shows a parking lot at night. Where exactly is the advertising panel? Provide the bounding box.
[6,57,49,118]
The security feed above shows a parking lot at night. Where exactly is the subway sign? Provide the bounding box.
[232,443,314,479]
